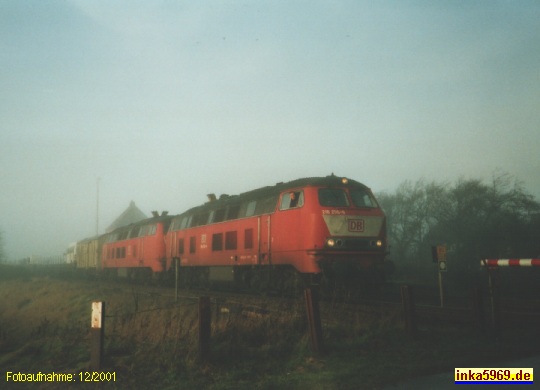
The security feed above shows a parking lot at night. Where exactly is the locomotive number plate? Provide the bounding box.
[348,219,364,232]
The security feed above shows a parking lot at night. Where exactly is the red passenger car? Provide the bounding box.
[101,214,172,278]
[164,175,387,287]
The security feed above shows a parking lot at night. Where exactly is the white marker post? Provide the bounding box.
[91,301,105,370]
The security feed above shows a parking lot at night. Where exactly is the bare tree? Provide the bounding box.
[378,173,540,285]
[378,179,447,262]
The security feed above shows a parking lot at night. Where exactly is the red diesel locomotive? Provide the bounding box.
[100,213,172,279]
[164,175,387,287]
[75,175,388,289]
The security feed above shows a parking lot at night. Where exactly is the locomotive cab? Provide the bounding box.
[270,176,387,277]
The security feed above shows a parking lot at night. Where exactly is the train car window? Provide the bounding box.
[213,208,226,223]
[245,201,257,217]
[225,231,237,250]
[226,204,240,220]
[119,230,129,240]
[182,215,191,229]
[173,217,183,231]
[257,195,279,214]
[133,245,137,257]
[129,226,141,238]
[212,233,223,251]
[191,212,209,227]
[350,189,377,208]
[147,224,157,235]
[189,236,196,254]
[169,218,178,231]
[201,212,211,226]
[138,226,148,237]
[244,228,254,249]
[280,191,304,210]
[178,238,184,255]
[318,189,350,207]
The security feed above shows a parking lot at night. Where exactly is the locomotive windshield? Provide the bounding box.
[318,188,349,207]
[317,188,378,208]
[350,189,377,208]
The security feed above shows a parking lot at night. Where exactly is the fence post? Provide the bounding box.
[471,286,485,333]
[90,301,105,370]
[401,285,417,337]
[304,287,324,355]
[199,296,211,361]
[174,257,180,303]
[487,268,500,335]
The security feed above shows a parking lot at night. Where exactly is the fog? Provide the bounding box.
[1,1,539,261]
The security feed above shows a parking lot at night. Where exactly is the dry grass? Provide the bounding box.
[1,265,540,389]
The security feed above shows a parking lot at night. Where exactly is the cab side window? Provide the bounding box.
[280,191,304,210]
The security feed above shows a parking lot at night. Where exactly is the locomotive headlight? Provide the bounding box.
[326,238,336,247]
[341,178,348,184]
[376,240,383,247]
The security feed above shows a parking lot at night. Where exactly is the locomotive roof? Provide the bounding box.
[76,235,101,244]
[178,175,370,216]
[245,174,368,195]
[105,213,172,235]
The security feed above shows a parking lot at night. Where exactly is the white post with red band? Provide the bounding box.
[481,259,540,267]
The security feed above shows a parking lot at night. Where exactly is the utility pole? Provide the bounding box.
[96,177,100,236]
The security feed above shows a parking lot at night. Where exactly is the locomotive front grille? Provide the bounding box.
[343,238,370,250]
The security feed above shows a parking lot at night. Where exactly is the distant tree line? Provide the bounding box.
[377,173,540,288]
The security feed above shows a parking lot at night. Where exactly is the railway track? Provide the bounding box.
[16,268,540,334]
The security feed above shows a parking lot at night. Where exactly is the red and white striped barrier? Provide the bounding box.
[481,259,540,267]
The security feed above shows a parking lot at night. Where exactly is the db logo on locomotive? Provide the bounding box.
[348,219,364,232]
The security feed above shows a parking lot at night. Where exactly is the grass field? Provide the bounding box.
[1,265,539,389]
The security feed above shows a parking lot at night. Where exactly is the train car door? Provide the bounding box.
[258,214,271,266]
[271,190,305,256]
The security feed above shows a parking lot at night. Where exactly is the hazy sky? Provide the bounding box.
[1,1,539,260]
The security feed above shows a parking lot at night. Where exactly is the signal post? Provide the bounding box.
[432,245,447,308]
